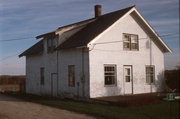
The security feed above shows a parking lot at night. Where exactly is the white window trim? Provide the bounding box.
[145,65,155,85]
[104,64,117,87]
[123,33,139,51]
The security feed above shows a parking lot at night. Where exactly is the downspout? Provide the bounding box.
[76,46,87,98]
[81,48,85,97]
[56,36,59,96]
[150,37,152,93]
[132,67,134,94]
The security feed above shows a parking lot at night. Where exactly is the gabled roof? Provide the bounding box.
[36,18,95,39]
[19,40,43,57]
[19,16,95,57]
[57,6,135,49]
[19,5,171,57]
[57,5,171,53]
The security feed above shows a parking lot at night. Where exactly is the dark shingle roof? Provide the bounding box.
[57,6,134,49]
[36,18,95,39]
[19,40,43,57]
[19,6,135,57]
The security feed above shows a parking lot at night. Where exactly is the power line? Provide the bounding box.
[0,53,20,61]
[0,32,179,60]
[0,32,179,43]
[92,32,180,45]
[0,37,35,42]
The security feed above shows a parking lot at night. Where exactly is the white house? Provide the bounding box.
[19,5,172,98]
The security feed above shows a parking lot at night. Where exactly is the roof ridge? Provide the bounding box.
[57,5,135,49]
[36,5,135,39]
[101,5,135,17]
[57,5,135,30]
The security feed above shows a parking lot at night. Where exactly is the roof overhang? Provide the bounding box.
[36,31,56,39]
[87,7,172,53]
[131,8,172,53]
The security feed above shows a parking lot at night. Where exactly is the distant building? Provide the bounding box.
[19,5,171,98]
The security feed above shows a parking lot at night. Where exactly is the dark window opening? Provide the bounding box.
[123,33,139,50]
[68,65,75,87]
[104,65,116,86]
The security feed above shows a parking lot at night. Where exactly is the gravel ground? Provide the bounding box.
[0,94,97,119]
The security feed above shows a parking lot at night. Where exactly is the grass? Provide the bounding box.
[3,93,180,119]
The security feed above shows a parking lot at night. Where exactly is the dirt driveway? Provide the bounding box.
[0,94,96,119]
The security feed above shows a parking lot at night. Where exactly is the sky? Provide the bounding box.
[0,0,179,75]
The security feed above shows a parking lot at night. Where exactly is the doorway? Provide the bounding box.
[123,65,133,94]
[51,73,57,97]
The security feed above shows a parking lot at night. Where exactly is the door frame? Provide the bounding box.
[51,73,57,97]
[123,65,134,94]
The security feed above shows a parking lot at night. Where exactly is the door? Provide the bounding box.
[124,66,133,94]
[51,73,58,97]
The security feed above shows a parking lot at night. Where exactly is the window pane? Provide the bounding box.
[125,68,130,75]
[125,76,130,82]
[124,43,130,49]
[131,43,138,50]
[123,34,131,50]
[131,35,138,43]
[123,34,130,41]
[105,76,115,85]
[146,76,150,84]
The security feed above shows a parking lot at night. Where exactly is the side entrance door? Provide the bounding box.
[51,73,58,97]
[124,66,133,94]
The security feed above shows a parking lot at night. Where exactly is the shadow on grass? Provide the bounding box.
[1,93,180,119]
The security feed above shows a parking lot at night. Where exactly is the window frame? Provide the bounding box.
[68,65,75,87]
[104,64,117,86]
[124,67,131,82]
[47,37,56,53]
[123,33,139,51]
[145,65,155,85]
[40,67,45,85]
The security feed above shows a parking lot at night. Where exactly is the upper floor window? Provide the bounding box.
[123,33,139,51]
[146,65,155,84]
[47,38,56,53]
[104,64,117,86]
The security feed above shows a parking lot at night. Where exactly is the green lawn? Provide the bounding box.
[4,93,180,119]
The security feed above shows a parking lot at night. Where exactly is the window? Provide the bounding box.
[40,67,44,85]
[123,33,138,50]
[146,66,155,84]
[104,65,116,86]
[68,65,75,87]
[124,67,131,82]
[47,38,56,53]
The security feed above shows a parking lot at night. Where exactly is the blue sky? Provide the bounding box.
[0,0,179,75]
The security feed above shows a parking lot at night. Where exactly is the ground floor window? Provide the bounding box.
[146,65,155,84]
[40,67,44,85]
[104,64,117,86]
[68,65,75,87]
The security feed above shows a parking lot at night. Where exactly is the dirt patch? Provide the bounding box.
[0,114,9,119]
[0,94,97,119]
